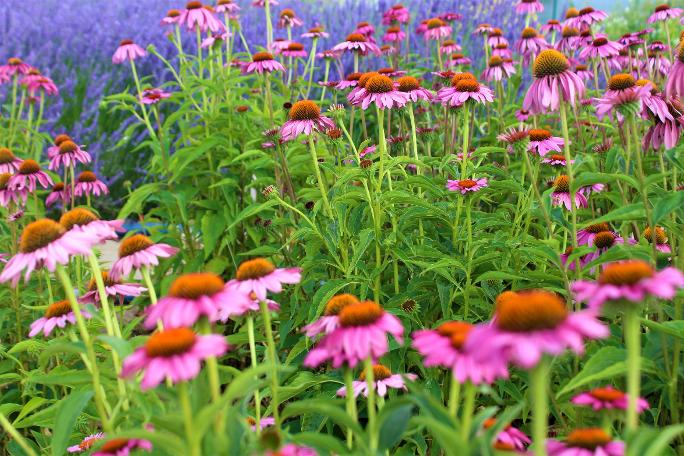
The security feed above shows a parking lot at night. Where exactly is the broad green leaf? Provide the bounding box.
[51,390,93,456]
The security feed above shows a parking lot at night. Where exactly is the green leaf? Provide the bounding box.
[378,400,414,451]
[201,212,227,258]
[51,390,93,456]
[652,192,684,224]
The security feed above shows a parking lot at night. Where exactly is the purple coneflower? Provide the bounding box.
[21,71,59,97]
[516,27,548,64]
[482,418,531,452]
[446,178,488,194]
[438,74,495,107]
[440,12,462,23]
[540,19,562,35]
[60,208,123,246]
[0,173,27,208]
[552,175,587,210]
[487,28,508,47]
[643,226,672,253]
[140,88,171,105]
[577,222,612,246]
[665,46,684,99]
[8,159,52,192]
[336,364,416,397]
[579,35,622,60]
[252,0,279,6]
[547,429,624,456]
[177,1,224,33]
[277,8,303,28]
[449,53,471,67]
[0,148,22,173]
[482,55,516,82]
[92,438,152,456]
[644,98,684,150]
[302,26,329,39]
[515,109,530,122]
[397,76,432,102]
[516,0,543,14]
[201,32,230,48]
[29,300,92,338]
[648,4,683,23]
[643,51,671,78]
[380,44,397,56]
[595,76,650,120]
[45,182,69,208]
[382,4,410,25]
[74,171,108,198]
[280,100,335,141]
[357,74,410,110]
[264,444,316,456]
[424,18,452,41]
[247,416,275,431]
[269,38,292,54]
[243,52,285,74]
[542,154,573,167]
[566,6,609,29]
[523,49,585,114]
[79,271,146,305]
[215,0,240,14]
[109,234,179,281]
[557,26,580,53]
[473,23,494,36]
[48,140,91,170]
[67,433,104,453]
[304,294,360,337]
[383,26,405,43]
[333,33,381,56]
[528,128,564,156]
[336,72,361,90]
[575,64,593,81]
[112,40,146,64]
[227,257,301,301]
[440,39,461,54]
[355,21,376,36]
[282,42,307,58]
[572,385,649,412]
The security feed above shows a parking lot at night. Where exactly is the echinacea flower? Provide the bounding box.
[383,26,405,43]
[304,293,360,337]
[336,364,416,397]
[571,385,649,412]
[48,140,91,171]
[112,40,146,64]
[269,38,292,54]
[397,76,433,102]
[161,9,181,25]
[565,7,609,29]
[482,418,531,451]
[643,226,671,253]
[355,21,376,36]
[572,260,684,310]
[382,4,410,25]
[302,27,329,39]
[449,53,472,67]
[542,154,573,167]
[516,0,543,14]
[109,234,179,281]
[467,290,608,369]
[473,23,494,36]
[487,28,508,47]
[497,126,530,152]
[583,231,627,264]
[540,19,562,36]
[665,46,684,99]
[577,223,612,246]
[304,301,403,369]
[45,182,70,208]
[227,257,301,301]
[527,128,564,156]
[0,57,33,76]
[547,429,624,456]
[264,444,316,456]
[28,299,92,337]
[144,272,250,329]
[482,55,516,82]
[0,219,101,285]
[215,0,240,14]
[648,4,683,23]
[67,433,104,453]
[21,73,58,97]
[0,173,27,207]
[282,42,307,58]
[140,88,171,105]
[642,51,671,78]
[424,18,452,41]
[121,327,228,390]
[8,159,52,192]
[413,321,509,384]
[446,178,488,194]
[92,438,153,456]
[280,100,336,141]
[516,27,549,65]
[644,97,684,150]
[557,26,580,53]
[243,52,285,74]
[0,147,22,173]
[252,0,279,7]
[177,1,224,33]
[515,109,530,122]
[335,72,361,90]
[438,75,495,107]
[247,416,275,431]
[579,35,623,60]
[552,175,587,210]
[356,74,409,110]
[277,8,303,28]
[440,39,461,54]
[524,49,585,114]
[60,208,123,246]
[80,271,146,305]
[333,33,381,56]
[595,80,650,120]
[575,64,593,81]
[74,171,108,197]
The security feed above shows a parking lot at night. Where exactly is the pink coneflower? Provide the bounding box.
[397,76,433,102]
[227,257,301,301]
[497,126,530,152]
[527,128,564,156]
[575,64,593,81]
[424,18,452,41]
[357,74,410,110]
[144,273,250,329]
[304,294,360,337]
[21,72,59,97]
[121,327,228,390]
[0,219,101,285]
[92,438,152,456]
[473,23,494,36]
[648,4,683,23]
[0,148,22,174]
[540,19,562,35]
[264,444,316,456]
[333,33,381,56]
[1,58,33,76]
[595,77,651,120]
[60,208,123,246]
[467,290,608,369]
[482,55,516,82]
[542,154,574,167]
[649,40,668,52]
[112,40,146,64]
[161,9,181,25]
[304,301,403,369]
[438,75,495,107]
[8,159,52,192]
[516,109,531,122]
[355,21,376,37]
[269,38,292,54]
[380,44,397,55]
[280,100,335,141]
[524,49,585,114]
[643,226,672,253]
[637,79,672,122]
[547,429,624,456]
[572,385,649,412]
[277,8,303,28]
[446,178,488,194]
[336,72,362,90]
[665,46,684,99]
[487,28,508,47]
[449,53,472,67]
[382,4,410,25]
[316,49,339,61]
[215,0,240,14]
[516,0,544,14]
[440,12,462,22]
[73,171,108,198]
[644,97,684,150]
[552,175,587,210]
[336,364,416,397]
[302,26,329,39]
[243,52,285,74]
[643,51,671,78]
[413,321,509,384]
[201,32,230,48]
[252,0,279,6]
[140,88,171,105]
[516,27,549,64]
[109,234,179,281]
[483,418,531,452]
[28,299,92,337]
[440,39,461,54]
[45,182,69,208]
[577,222,612,246]
[566,7,609,29]
[493,43,512,58]
[378,67,406,78]
[579,35,622,60]
[557,26,580,53]
[67,433,104,453]
[48,140,91,171]
[177,1,224,33]
[247,416,275,431]
[360,144,377,158]
[383,26,405,43]
[572,260,684,310]
[583,231,627,264]
[0,173,27,207]
[79,271,146,305]
[282,42,307,58]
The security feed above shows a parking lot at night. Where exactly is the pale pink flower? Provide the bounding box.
[79,271,146,305]
[215,0,240,14]
[243,52,285,74]
[29,300,92,337]
[449,53,472,67]
[540,20,562,35]
[665,50,684,99]
[8,159,52,192]
[446,178,488,194]
[74,171,108,198]
[527,128,564,156]
[440,40,461,54]
[516,0,544,14]
[552,175,587,210]
[282,42,307,58]
[565,7,609,29]
[397,76,433,102]
[112,40,146,64]
[45,182,70,208]
[177,1,224,33]
[0,173,27,208]
[0,148,22,174]
[438,78,495,107]
[109,234,179,281]
[336,364,416,397]
[226,257,301,301]
[354,74,410,110]
[516,27,549,64]
[382,4,410,25]
[571,385,649,412]
[482,56,516,82]
[333,33,381,56]
[48,139,91,171]
[302,27,329,39]
[482,418,531,451]
[579,35,622,60]
[424,18,452,41]
[524,49,585,114]
[547,430,624,456]
[280,100,336,141]
[67,433,104,453]
[383,26,406,43]
[277,8,303,28]
[648,4,683,23]
[303,294,360,337]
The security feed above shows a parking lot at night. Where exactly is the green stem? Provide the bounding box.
[178,382,200,456]
[0,411,37,456]
[259,300,280,428]
[246,316,262,435]
[530,358,549,456]
[344,368,357,449]
[448,376,461,418]
[460,381,476,441]
[460,103,470,179]
[364,358,378,453]
[624,309,641,431]
[559,102,579,276]
[308,137,333,218]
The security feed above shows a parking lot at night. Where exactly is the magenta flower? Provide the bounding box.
[644,97,684,150]
[665,48,684,99]
[397,76,433,102]
[336,72,361,90]
[552,175,587,210]
[648,4,683,22]
[438,77,495,107]
[177,1,224,33]
[304,301,403,369]
[557,26,580,53]
[29,300,92,338]
[48,139,91,171]
[73,171,108,198]
[336,364,416,398]
[516,27,549,64]
[540,20,562,35]
[280,100,335,141]
[424,18,452,41]
[243,52,285,74]
[413,321,509,384]
[109,234,179,281]
[643,226,672,254]
[473,23,494,35]
[0,173,27,208]
[45,182,70,208]
[264,444,316,456]
[516,0,544,14]
[161,9,181,25]
[277,8,303,28]
[579,35,622,60]
[383,26,405,43]
[355,21,376,36]
[524,49,585,114]
[145,273,250,329]
[67,433,104,453]
[201,32,230,48]
[333,33,381,56]
[483,418,531,451]
[0,219,101,285]
[577,223,613,246]
[542,154,574,167]
[79,271,146,305]
[382,4,410,25]
[122,327,228,390]
[572,385,649,412]
[446,178,488,194]
[92,438,152,456]
[449,53,472,67]
[302,27,329,39]
[575,64,593,81]
[21,73,59,97]
[572,260,684,310]
[112,40,146,64]
[595,84,651,121]
[282,42,307,58]
[226,257,301,301]
[0,57,33,76]
[547,429,624,456]
[0,148,22,174]
[354,74,409,110]
[8,159,52,192]
[269,38,292,54]
[140,88,171,105]
[515,109,530,122]
[438,39,461,55]
[304,294,360,337]
[642,52,671,78]
[216,0,240,14]
[487,28,508,47]
[482,56,516,82]
[565,7,609,29]
[466,290,608,369]
[247,416,275,431]
[528,128,564,156]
